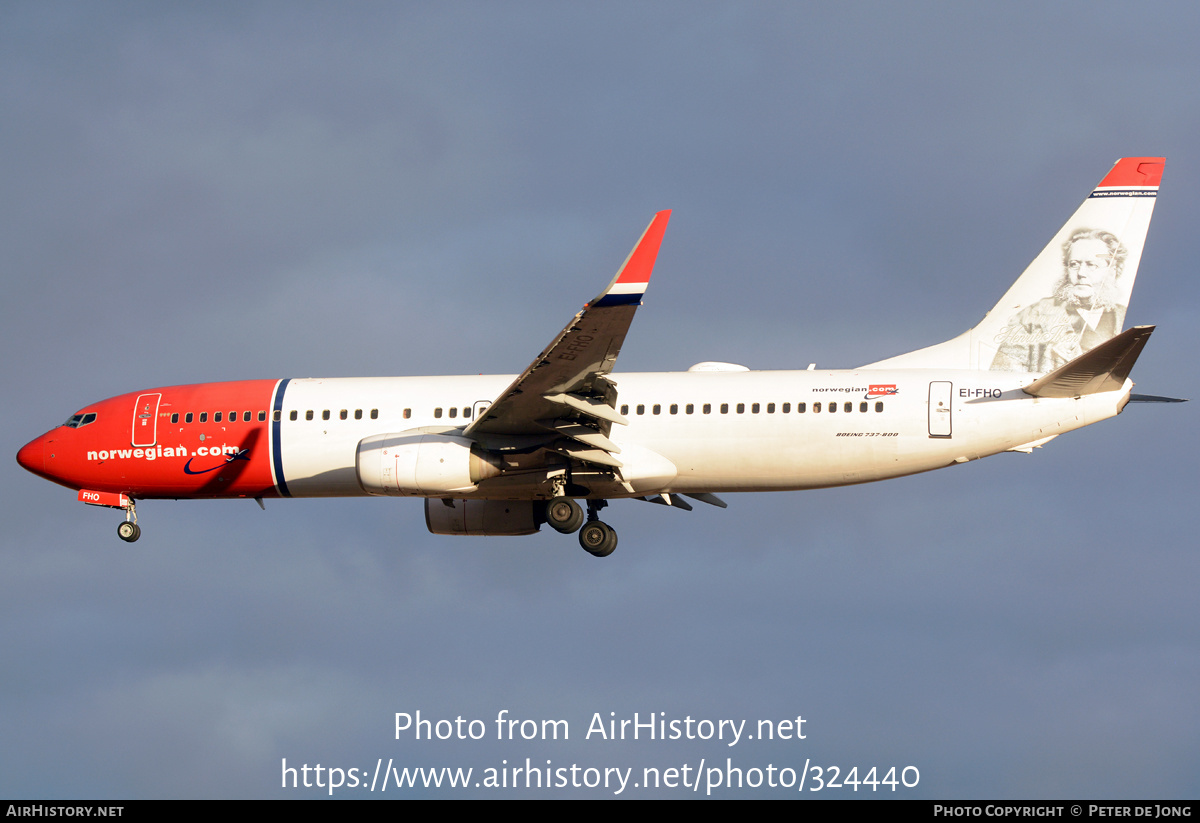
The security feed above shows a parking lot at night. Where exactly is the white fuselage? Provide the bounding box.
[275,369,1129,499]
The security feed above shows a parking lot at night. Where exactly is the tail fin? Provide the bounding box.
[864,157,1164,372]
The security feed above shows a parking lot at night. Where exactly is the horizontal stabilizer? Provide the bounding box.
[638,494,693,511]
[1128,394,1189,403]
[683,492,728,509]
[1023,325,1154,398]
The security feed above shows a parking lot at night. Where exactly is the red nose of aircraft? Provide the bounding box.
[16,436,44,475]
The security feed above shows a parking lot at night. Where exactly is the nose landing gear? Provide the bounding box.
[116,499,140,543]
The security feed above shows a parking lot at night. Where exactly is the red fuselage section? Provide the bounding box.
[17,380,280,499]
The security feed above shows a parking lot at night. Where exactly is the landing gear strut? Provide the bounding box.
[116,499,140,543]
[578,499,617,557]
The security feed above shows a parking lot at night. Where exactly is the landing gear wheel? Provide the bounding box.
[117,521,141,543]
[578,520,617,557]
[546,498,585,534]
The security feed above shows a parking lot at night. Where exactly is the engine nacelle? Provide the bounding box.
[356,431,501,495]
[425,498,542,536]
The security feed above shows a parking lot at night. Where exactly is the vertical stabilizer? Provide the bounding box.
[864,157,1163,372]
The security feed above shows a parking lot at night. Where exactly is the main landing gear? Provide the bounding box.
[542,497,618,557]
[545,498,586,534]
[578,519,617,557]
[578,499,617,557]
[116,499,140,543]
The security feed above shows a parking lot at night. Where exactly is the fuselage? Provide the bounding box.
[16,368,1131,502]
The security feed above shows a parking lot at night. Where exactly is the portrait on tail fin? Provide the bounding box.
[991,227,1129,372]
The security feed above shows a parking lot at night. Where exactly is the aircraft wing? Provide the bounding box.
[463,211,671,465]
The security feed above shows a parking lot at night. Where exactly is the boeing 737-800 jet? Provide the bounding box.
[17,158,1176,556]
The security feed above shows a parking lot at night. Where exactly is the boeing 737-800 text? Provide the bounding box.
[17,158,1176,556]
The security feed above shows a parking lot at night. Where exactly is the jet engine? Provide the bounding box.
[424,498,542,536]
[356,431,502,495]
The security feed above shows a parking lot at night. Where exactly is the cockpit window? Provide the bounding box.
[63,412,97,429]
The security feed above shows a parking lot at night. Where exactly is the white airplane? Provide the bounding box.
[17,157,1177,556]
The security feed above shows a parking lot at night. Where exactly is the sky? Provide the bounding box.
[2,1,1198,799]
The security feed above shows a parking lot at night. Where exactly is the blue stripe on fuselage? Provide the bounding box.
[271,378,292,497]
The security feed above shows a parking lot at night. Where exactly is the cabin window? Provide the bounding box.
[339,409,348,420]
[637,404,645,415]
[355,409,362,420]
[782,403,790,413]
[185,412,194,423]
[170,413,179,423]
[736,403,745,414]
[686,404,694,414]
[653,404,661,415]
[829,403,837,413]
[813,402,821,413]
[859,402,868,413]
[289,410,297,421]
[621,404,629,415]
[214,412,222,422]
[322,410,330,421]
[258,410,266,422]
[751,403,760,413]
[244,411,252,422]
[448,407,457,418]
[703,403,711,414]
[273,410,281,422]
[229,410,236,421]
[463,407,471,418]
[875,402,884,412]
[797,402,806,413]
[372,409,379,419]
[720,403,729,414]
[200,412,208,422]
[434,407,442,418]
[844,402,853,413]
[305,410,313,421]
[402,409,410,419]
[670,404,678,415]
[767,403,775,413]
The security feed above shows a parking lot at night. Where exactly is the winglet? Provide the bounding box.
[1023,325,1154,398]
[589,210,671,307]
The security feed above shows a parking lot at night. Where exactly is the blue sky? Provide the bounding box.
[2,2,1197,798]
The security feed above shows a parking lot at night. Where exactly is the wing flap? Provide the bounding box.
[538,419,621,454]
[554,444,623,469]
